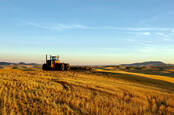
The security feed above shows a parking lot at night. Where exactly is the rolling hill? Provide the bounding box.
[0,62,39,66]
[122,61,167,66]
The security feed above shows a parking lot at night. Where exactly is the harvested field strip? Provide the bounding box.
[92,70,174,92]
[96,69,174,84]
[0,68,174,114]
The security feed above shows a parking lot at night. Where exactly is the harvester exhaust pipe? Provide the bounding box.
[46,54,48,63]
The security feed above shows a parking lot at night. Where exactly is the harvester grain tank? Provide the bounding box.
[42,55,70,71]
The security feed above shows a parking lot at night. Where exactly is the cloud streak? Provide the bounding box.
[26,22,174,33]
[27,22,89,31]
[142,32,151,36]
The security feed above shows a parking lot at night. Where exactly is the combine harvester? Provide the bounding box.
[42,55,70,71]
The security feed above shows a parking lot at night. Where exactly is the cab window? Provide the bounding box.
[52,57,58,61]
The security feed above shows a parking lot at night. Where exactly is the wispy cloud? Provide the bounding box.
[27,22,89,31]
[154,32,173,41]
[26,22,174,33]
[142,32,151,36]
[108,27,170,31]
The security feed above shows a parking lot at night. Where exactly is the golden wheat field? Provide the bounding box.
[96,69,174,84]
[0,66,174,115]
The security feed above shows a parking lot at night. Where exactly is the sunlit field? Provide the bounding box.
[96,69,174,84]
[0,66,174,114]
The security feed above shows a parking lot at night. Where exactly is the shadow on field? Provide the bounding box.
[52,79,71,90]
[92,71,174,92]
[127,70,174,78]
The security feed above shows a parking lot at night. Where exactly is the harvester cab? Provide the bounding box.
[42,55,70,71]
[51,56,60,61]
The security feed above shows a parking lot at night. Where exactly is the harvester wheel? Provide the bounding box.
[42,64,47,70]
[55,64,64,71]
[65,64,70,71]
[60,63,65,71]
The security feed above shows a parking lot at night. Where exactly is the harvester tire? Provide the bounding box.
[65,64,70,71]
[42,64,47,70]
[55,63,64,71]
[60,63,65,71]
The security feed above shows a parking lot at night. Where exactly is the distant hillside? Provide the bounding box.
[0,62,14,65]
[0,62,39,66]
[18,62,39,65]
[122,61,167,67]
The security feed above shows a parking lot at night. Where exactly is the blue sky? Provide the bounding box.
[0,0,174,65]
